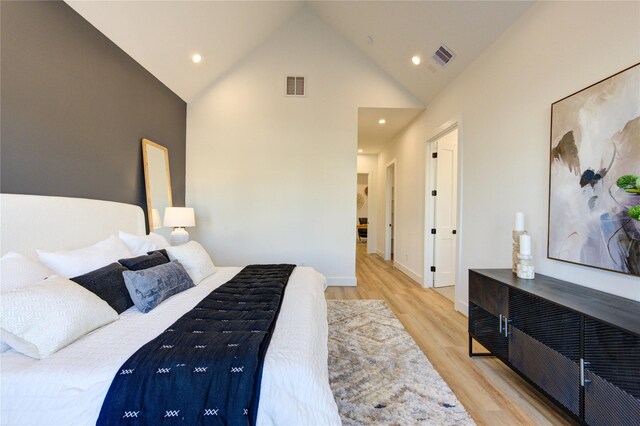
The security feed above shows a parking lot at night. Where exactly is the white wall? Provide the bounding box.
[186,8,421,285]
[357,154,378,253]
[376,1,640,311]
[376,113,427,284]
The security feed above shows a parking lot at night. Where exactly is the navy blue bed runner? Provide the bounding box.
[97,264,296,426]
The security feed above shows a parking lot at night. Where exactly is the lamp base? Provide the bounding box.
[170,227,190,245]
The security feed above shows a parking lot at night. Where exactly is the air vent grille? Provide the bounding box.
[433,44,455,67]
[285,76,305,96]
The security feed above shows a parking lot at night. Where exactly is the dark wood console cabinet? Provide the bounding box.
[469,269,640,425]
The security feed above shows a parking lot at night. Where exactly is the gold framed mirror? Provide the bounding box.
[142,138,173,231]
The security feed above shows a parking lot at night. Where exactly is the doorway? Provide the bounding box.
[426,127,459,293]
[385,160,396,261]
[356,173,369,244]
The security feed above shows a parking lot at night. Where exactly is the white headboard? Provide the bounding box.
[1,194,146,258]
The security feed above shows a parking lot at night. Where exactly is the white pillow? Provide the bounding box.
[0,275,118,359]
[1,252,54,292]
[166,241,215,285]
[0,252,55,352]
[36,235,132,278]
[118,231,170,256]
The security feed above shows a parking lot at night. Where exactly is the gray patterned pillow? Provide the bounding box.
[118,251,168,271]
[122,261,194,313]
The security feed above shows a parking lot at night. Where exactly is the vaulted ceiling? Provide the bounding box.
[66,0,533,105]
[358,108,424,154]
[66,1,532,153]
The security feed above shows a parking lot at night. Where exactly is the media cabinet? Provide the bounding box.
[468,269,639,425]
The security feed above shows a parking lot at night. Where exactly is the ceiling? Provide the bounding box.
[358,108,424,154]
[66,1,304,102]
[66,0,532,105]
[309,1,532,108]
[66,0,532,152]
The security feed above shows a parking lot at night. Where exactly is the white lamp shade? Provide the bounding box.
[163,207,195,228]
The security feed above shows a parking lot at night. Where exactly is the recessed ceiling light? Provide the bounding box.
[358,149,363,153]
[411,55,421,65]
[378,119,386,125]
[192,53,202,64]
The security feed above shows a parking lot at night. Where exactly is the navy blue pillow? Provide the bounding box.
[71,262,133,314]
[119,251,168,271]
[147,249,169,260]
[122,261,194,313]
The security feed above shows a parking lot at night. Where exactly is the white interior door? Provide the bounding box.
[433,129,458,287]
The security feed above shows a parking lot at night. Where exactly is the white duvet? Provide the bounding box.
[1,266,341,426]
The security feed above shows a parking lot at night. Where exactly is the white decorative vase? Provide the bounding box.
[512,230,526,273]
[517,253,535,279]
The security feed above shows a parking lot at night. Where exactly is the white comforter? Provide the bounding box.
[1,266,341,426]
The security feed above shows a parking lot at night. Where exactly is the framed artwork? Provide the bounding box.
[548,63,640,276]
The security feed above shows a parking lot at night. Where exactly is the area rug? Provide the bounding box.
[327,300,475,426]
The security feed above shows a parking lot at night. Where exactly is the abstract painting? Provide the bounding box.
[548,63,640,276]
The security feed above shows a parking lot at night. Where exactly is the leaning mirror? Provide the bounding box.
[142,138,173,233]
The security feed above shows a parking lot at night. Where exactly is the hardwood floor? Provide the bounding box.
[325,243,577,426]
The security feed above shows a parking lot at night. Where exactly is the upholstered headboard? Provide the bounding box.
[1,194,145,258]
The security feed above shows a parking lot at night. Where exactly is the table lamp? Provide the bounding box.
[163,207,195,245]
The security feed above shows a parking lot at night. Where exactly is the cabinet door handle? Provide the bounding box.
[580,359,592,387]
[499,314,503,333]
[504,317,511,337]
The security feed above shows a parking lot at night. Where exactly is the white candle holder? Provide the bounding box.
[517,253,535,279]
[512,230,526,273]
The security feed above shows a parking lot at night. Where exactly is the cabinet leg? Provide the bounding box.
[469,334,494,357]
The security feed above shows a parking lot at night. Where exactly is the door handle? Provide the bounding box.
[580,359,592,386]
[504,317,511,337]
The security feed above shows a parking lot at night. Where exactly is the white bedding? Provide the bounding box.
[1,266,341,426]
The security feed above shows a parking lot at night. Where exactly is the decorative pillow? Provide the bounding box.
[71,263,133,314]
[119,251,169,271]
[36,235,132,278]
[165,241,215,285]
[148,249,169,260]
[0,275,118,359]
[1,252,54,292]
[118,231,170,256]
[0,252,57,352]
[122,261,194,313]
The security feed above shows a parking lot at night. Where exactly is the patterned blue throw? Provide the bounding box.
[97,264,295,426]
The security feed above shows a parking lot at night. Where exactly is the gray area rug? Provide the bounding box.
[327,300,475,426]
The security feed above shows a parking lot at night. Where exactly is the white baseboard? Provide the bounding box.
[393,261,423,285]
[326,276,357,286]
[455,299,469,317]
[376,249,385,258]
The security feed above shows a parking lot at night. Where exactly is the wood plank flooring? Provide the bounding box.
[325,243,577,426]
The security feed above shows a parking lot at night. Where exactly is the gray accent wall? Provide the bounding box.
[1,1,186,220]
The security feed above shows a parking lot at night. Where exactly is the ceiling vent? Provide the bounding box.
[285,76,305,97]
[433,44,455,67]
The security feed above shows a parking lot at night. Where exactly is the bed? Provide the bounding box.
[0,194,341,426]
